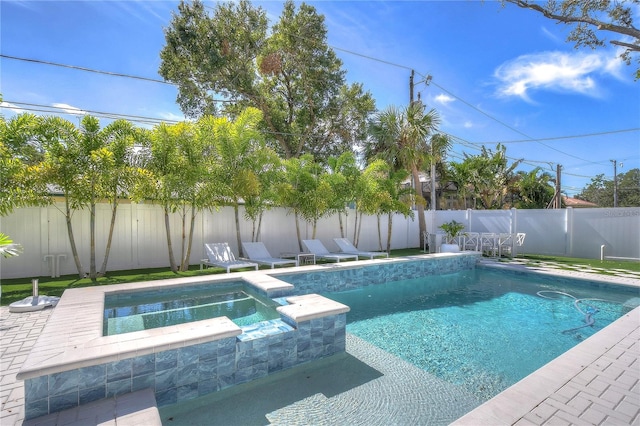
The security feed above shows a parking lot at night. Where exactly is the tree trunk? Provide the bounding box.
[353,208,359,245]
[338,212,344,238]
[412,164,427,250]
[234,204,243,257]
[181,205,196,272]
[386,211,393,253]
[99,194,118,276]
[356,211,363,247]
[294,211,302,251]
[256,212,263,242]
[89,201,97,281]
[377,214,383,251]
[65,197,84,278]
[164,205,177,272]
[179,204,187,270]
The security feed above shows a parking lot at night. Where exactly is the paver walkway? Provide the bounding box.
[1,307,53,425]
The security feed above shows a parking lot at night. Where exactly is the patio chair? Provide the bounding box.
[203,243,258,273]
[333,238,389,260]
[241,242,298,268]
[301,239,358,263]
[463,232,480,251]
[480,233,499,257]
[498,233,514,257]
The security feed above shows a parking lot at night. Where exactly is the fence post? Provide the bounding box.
[566,207,573,256]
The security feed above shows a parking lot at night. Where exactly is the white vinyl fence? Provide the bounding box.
[1,204,638,279]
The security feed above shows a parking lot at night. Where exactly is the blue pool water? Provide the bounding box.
[103,283,280,335]
[322,268,638,401]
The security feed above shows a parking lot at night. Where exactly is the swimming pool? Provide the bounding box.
[322,267,639,402]
[103,283,281,335]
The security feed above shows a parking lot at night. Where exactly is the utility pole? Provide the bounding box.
[409,70,415,104]
[555,164,562,209]
[409,70,436,211]
[611,160,618,207]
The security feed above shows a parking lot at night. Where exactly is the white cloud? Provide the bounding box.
[157,111,188,122]
[463,121,473,128]
[434,93,455,105]
[0,101,27,115]
[493,51,618,100]
[52,103,87,116]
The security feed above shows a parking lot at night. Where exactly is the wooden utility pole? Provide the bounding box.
[555,164,562,209]
[409,70,415,104]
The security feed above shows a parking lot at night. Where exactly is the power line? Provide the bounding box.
[2,101,182,125]
[1,54,172,85]
[479,127,640,144]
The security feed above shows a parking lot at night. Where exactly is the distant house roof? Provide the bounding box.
[563,196,598,208]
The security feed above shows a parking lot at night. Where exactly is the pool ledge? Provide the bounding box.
[16,286,242,380]
[278,294,350,322]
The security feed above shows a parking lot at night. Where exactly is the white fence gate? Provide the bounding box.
[1,204,638,279]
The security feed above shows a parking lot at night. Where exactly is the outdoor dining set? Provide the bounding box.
[425,231,526,258]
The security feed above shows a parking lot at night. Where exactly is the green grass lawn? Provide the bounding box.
[1,249,638,306]
[507,254,640,273]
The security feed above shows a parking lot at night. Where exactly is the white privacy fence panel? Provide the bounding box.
[513,209,569,256]
[1,204,637,279]
[569,208,640,259]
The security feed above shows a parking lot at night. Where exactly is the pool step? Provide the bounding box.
[623,297,640,311]
[22,388,161,426]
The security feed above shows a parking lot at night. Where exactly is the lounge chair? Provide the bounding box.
[241,242,298,269]
[333,238,389,259]
[203,243,258,273]
[301,239,358,263]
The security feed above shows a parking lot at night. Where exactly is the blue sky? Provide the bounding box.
[2,1,639,197]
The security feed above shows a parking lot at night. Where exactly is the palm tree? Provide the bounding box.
[427,133,452,210]
[514,167,555,209]
[0,233,22,258]
[368,102,441,249]
[204,108,268,257]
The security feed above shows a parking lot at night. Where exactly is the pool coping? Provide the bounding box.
[453,260,640,425]
[17,254,468,381]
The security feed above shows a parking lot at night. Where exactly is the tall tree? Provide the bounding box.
[35,116,86,278]
[505,0,640,78]
[143,121,209,272]
[160,0,375,158]
[326,152,360,238]
[276,154,333,249]
[427,133,452,210]
[98,120,145,276]
[368,102,441,249]
[513,167,555,209]
[452,144,523,209]
[202,107,270,257]
[577,168,640,207]
[0,113,49,216]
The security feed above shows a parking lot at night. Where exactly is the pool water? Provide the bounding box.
[322,268,638,401]
[103,283,280,335]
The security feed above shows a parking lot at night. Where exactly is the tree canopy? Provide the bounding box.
[160,0,375,159]
[506,0,640,78]
[576,168,640,207]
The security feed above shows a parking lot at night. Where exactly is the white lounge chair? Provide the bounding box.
[241,242,298,269]
[333,238,388,259]
[203,243,258,273]
[301,239,358,263]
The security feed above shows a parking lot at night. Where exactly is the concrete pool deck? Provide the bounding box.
[1,259,639,425]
